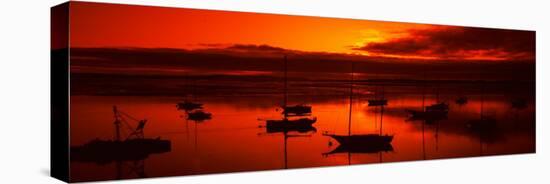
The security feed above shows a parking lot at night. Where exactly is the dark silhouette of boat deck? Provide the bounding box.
[282,104,312,116]
[322,134,393,155]
[266,117,317,133]
[368,99,388,107]
[322,133,393,155]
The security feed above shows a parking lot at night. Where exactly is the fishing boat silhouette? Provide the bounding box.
[71,106,171,164]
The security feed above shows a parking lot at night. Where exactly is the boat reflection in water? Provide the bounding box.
[187,110,212,122]
[260,55,318,169]
[466,83,501,156]
[263,103,316,169]
[70,106,171,180]
[263,121,317,169]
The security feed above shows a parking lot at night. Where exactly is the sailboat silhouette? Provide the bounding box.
[280,55,312,116]
[266,55,317,129]
[323,63,394,160]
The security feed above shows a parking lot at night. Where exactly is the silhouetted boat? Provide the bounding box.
[280,55,312,116]
[406,74,448,123]
[282,104,312,116]
[266,117,317,133]
[368,80,388,107]
[177,101,203,111]
[71,106,171,164]
[456,96,468,105]
[368,99,388,106]
[324,63,393,157]
[322,133,393,155]
[71,138,171,164]
[187,110,212,122]
[324,133,393,147]
[266,55,317,129]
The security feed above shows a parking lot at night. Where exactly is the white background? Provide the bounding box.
[0,0,548,183]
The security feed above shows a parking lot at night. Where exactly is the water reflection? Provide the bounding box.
[262,122,316,169]
[69,67,535,181]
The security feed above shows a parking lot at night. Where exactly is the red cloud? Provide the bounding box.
[353,27,535,61]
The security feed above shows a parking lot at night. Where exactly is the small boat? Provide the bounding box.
[177,101,203,111]
[187,110,212,121]
[455,96,468,105]
[406,109,448,124]
[368,84,388,107]
[426,102,449,112]
[323,133,394,155]
[71,138,171,164]
[324,133,393,145]
[324,63,394,156]
[71,106,171,164]
[282,104,312,116]
[368,99,388,107]
[266,117,317,133]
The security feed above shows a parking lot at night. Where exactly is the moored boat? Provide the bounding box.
[70,106,171,164]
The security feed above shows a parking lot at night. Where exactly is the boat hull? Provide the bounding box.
[368,100,388,106]
[266,118,317,133]
[324,134,394,154]
[282,105,312,116]
[71,138,171,164]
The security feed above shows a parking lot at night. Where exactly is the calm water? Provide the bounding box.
[69,84,535,182]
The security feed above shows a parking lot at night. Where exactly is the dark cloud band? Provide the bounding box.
[353,27,535,61]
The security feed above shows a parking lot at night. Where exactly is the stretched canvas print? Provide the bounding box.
[51,1,536,182]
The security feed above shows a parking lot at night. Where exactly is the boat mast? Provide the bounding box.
[422,70,426,111]
[113,106,121,142]
[479,64,485,155]
[421,69,426,159]
[348,62,354,136]
[284,132,288,169]
[284,55,288,119]
[347,62,354,165]
[380,106,384,135]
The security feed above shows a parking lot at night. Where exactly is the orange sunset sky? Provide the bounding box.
[67,1,535,61]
